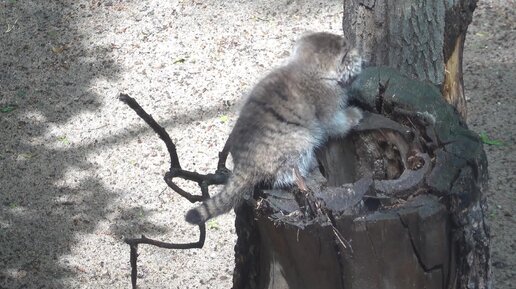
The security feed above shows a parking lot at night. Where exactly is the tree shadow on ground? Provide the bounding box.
[0,2,122,288]
[0,2,230,287]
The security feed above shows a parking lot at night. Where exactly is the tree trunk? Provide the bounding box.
[232,1,491,289]
[343,0,477,120]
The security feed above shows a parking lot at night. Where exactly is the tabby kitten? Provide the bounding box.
[186,32,363,224]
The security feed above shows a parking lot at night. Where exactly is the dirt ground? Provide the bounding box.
[0,0,513,288]
[464,1,515,288]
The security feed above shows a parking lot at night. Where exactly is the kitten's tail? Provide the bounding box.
[185,173,251,225]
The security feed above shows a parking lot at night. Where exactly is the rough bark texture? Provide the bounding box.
[232,67,491,289]
[342,0,478,119]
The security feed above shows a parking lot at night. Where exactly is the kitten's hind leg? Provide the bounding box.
[273,149,316,189]
[293,167,308,191]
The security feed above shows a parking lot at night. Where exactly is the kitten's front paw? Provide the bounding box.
[347,49,363,77]
[340,49,363,85]
[345,106,363,127]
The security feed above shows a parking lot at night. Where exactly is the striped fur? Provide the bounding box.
[185,172,251,224]
[185,32,363,225]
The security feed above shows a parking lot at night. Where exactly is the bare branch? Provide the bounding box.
[119,94,229,289]
[118,93,181,170]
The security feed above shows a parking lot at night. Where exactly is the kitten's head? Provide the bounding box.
[292,32,363,86]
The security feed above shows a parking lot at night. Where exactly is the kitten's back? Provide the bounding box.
[185,32,362,225]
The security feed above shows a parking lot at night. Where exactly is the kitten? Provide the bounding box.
[186,32,363,225]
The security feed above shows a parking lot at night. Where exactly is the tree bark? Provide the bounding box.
[232,1,491,289]
[342,0,477,120]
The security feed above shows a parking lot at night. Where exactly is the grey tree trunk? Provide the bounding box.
[232,1,491,289]
[343,0,476,120]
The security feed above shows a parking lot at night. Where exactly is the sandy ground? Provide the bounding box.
[0,0,513,288]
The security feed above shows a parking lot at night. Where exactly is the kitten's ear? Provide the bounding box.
[292,31,315,59]
[299,30,316,38]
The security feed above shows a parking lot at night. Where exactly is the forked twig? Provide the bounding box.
[119,93,230,289]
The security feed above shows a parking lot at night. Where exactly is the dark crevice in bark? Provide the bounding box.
[357,0,375,10]
[397,212,443,273]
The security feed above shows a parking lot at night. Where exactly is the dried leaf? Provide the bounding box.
[47,30,59,39]
[16,89,27,97]
[57,135,70,145]
[479,132,504,146]
[52,45,66,54]
[17,153,34,160]
[0,105,16,113]
[219,115,229,123]
[207,219,220,230]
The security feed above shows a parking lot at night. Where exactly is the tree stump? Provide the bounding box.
[232,67,491,289]
[232,1,490,288]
